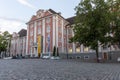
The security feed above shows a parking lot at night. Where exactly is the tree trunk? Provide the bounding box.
[95,47,99,63]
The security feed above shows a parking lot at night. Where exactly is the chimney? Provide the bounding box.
[58,12,61,15]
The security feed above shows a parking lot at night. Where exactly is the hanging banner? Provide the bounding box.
[37,35,41,57]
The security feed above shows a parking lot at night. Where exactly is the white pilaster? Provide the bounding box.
[14,40,15,55]
[22,38,24,56]
[34,22,37,43]
[56,16,58,47]
[66,26,68,53]
[52,16,55,48]
[72,29,76,53]
[26,25,29,55]
[61,19,64,53]
[81,44,84,53]
[17,38,19,55]
[42,19,45,53]
[34,21,38,57]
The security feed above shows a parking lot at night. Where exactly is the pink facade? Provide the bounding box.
[26,9,73,57]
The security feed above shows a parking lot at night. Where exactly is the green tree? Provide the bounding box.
[70,0,118,62]
[110,0,120,46]
[0,31,11,57]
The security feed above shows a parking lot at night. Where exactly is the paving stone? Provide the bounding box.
[0,59,120,80]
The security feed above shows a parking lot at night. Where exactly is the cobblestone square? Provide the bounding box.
[0,59,120,80]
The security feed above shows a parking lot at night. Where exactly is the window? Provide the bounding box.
[84,47,89,52]
[30,31,33,36]
[76,47,80,53]
[103,45,107,50]
[64,29,66,34]
[84,55,89,59]
[68,28,72,34]
[64,47,66,52]
[38,21,41,26]
[76,56,81,59]
[30,39,33,46]
[58,47,62,53]
[76,43,80,52]
[58,27,62,33]
[30,24,33,29]
[68,48,72,53]
[58,35,62,42]
[59,19,62,25]
[46,26,50,33]
[46,18,50,23]
[38,27,41,34]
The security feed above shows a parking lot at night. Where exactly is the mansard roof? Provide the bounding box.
[30,15,37,22]
[66,16,75,25]
[18,29,27,37]
[48,9,58,14]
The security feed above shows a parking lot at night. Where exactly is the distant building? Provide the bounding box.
[10,29,27,57]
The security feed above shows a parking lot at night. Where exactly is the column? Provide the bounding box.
[56,16,58,48]
[72,29,76,53]
[22,38,24,56]
[34,21,38,57]
[52,16,55,48]
[81,44,84,53]
[42,19,45,53]
[61,19,64,53]
[26,25,29,56]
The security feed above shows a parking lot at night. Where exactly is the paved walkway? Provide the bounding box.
[0,59,120,80]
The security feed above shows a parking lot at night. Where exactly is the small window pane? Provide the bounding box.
[46,26,50,33]
[38,27,41,34]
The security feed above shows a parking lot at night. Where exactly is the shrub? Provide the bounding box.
[53,46,56,56]
[56,47,59,57]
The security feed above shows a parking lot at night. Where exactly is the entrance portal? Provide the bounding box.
[103,52,108,60]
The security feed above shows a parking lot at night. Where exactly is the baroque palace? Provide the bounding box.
[10,9,120,60]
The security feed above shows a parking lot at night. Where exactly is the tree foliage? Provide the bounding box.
[110,0,120,45]
[0,31,11,56]
[71,0,120,62]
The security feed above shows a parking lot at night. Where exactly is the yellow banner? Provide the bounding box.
[37,35,41,57]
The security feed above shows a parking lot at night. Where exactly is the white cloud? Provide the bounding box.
[0,17,26,34]
[17,0,36,9]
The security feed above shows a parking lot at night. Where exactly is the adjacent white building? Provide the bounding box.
[10,29,27,57]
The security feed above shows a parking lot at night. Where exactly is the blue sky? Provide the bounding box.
[0,0,80,33]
